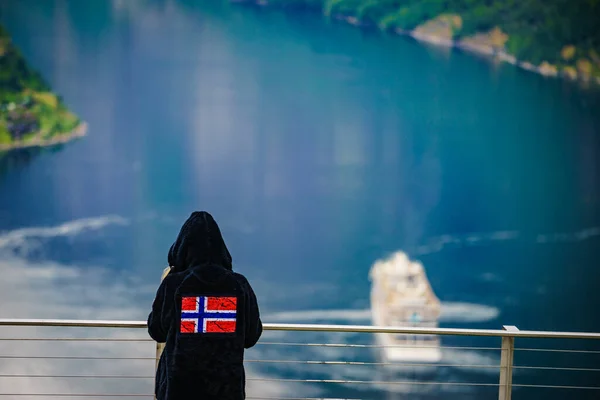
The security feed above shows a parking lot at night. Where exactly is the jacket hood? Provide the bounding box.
[168,211,232,273]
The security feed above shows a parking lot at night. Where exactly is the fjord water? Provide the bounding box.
[1,0,599,398]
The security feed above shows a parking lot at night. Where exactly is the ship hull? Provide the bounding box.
[371,298,443,363]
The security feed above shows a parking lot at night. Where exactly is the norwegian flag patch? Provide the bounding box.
[180,296,237,334]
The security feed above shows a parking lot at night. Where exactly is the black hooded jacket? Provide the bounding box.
[148,212,263,400]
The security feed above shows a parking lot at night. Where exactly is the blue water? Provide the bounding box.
[1,0,599,399]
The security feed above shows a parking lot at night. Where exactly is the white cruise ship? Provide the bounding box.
[369,251,442,363]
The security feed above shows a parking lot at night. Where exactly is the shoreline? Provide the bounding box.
[337,14,600,85]
[402,30,563,79]
[235,1,600,86]
[361,17,599,85]
[0,122,88,152]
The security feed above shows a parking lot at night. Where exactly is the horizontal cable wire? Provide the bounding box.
[0,395,361,400]
[245,359,499,368]
[515,348,600,354]
[246,377,499,386]
[0,338,501,351]
[247,397,363,400]
[0,395,153,397]
[1,339,498,350]
[512,384,600,390]
[0,375,153,379]
[0,355,154,360]
[514,365,600,372]
[256,341,500,351]
[0,338,152,342]
[0,396,362,400]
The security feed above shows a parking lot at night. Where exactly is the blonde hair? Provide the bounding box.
[161,266,172,281]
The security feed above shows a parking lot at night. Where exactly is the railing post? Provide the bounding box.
[498,325,518,400]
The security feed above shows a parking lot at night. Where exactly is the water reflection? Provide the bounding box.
[0,146,72,182]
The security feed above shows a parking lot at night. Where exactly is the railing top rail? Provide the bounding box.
[266,323,600,340]
[0,319,147,329]
[0,319,599,340]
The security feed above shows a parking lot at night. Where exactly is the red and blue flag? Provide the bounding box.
[180,296,237,333]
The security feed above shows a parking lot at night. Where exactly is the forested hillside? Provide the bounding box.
[0,25,84,151]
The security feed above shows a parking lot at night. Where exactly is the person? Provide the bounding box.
[148,211,263,400]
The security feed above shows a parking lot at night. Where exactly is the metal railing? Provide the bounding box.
[0,319,599,399]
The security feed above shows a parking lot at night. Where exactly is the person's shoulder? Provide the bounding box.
[231,271,253,287]
[232,271,248,282]
[161,269,187,285]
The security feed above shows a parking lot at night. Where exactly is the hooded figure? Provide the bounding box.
[148,211,263,400]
